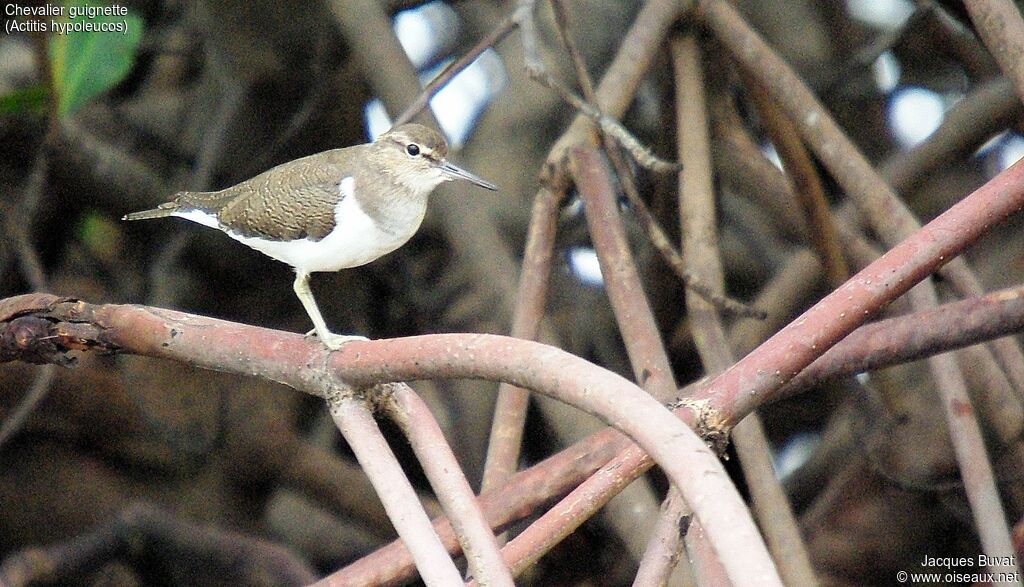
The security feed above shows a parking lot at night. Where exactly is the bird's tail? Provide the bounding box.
[121,198,183,221]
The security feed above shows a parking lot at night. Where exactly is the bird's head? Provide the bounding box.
[371,124,497,195]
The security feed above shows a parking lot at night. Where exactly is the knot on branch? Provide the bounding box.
[0,316,70,366]
[673,397,731,456]
[0,293,119,367]
[363,383,402,414]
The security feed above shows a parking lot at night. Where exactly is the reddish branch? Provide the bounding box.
[482,0,689,496]
[700,0,1024,400]
[4,283,1024,583]
[334,141,1024,582]
[575,149,677,400]
[333,427,635,585]
[361,280,1024,583]
[480,187,561,494]
[0,296,778,585]
[781,286,1024,397]
[695,156,1024,422]
[573,146,688,581]
[382,384,513,585]
[666,34,737,586]
[702,1,1022,566]
[327,392,466,585]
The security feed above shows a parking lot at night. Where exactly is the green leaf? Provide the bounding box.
[49,1,143,118]
[0,85,48,114]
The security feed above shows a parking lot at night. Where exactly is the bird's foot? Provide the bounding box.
[304,329,369,350]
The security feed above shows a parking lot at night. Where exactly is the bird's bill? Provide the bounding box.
[439,160,497,191]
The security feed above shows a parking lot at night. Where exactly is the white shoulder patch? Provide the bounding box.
[339,176,355,200]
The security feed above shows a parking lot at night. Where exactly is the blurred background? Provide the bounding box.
[2,0,1024,584]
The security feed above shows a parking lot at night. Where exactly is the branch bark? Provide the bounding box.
[0,295,779,586]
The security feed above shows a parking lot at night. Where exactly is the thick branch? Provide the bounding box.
[0,295,778,586]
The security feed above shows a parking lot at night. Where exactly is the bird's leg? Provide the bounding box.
[292,271,367,350]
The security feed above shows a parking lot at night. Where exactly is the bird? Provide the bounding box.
[123,123,497,349]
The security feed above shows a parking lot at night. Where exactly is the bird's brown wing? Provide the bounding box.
[182,149,356,241]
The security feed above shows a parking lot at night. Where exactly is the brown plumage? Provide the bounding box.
[123,124,461,241]
[123,123,495,350]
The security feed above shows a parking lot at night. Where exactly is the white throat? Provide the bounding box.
[390,165,449,197]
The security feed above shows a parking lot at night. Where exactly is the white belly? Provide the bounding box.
[173,178,428,273]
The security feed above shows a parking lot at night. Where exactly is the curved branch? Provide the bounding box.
[7,279,1024,583]
[317,278,1024,583]
[0,295,779,586]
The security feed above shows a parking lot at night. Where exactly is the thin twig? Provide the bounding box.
[532,66,765,318]
[540,0,689,187]
[531,69,680,174]
[549,0,590,95]
[741,71,849,287]
[538,2,763,318]
[393,14,519,127]
[541,2,679,173]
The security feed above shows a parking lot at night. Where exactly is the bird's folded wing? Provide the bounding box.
[201,158,351,241]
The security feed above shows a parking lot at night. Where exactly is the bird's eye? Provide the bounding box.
[406,144,421,157]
